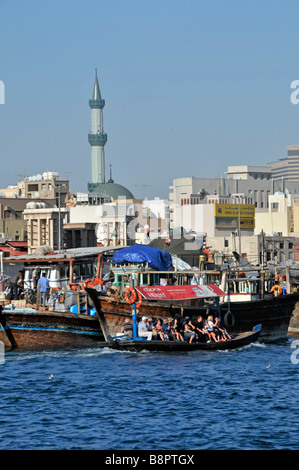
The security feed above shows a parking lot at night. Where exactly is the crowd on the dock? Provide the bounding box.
[120,314,231,343]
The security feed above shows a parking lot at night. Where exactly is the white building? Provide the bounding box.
[69,200,139,246]
[254,192,294,237]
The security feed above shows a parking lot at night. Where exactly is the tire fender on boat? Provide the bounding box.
[224,311,235,328]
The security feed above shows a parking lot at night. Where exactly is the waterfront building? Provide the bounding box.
[0,186,19,198]
[68,196,170,247]
[68,199,140,247]
[0,216,27,243]
[255,192,294,237]
[293,197,299,235]
[0,172,69,244]
[142,197,169,221]
[17,171,69,204]
[267,145,299,182]
[169,166,299,231]
[23,202,69,254]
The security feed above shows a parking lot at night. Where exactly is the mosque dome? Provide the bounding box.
[88,181,134,200]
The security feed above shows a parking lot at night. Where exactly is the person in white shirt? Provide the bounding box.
[138,316,153,341]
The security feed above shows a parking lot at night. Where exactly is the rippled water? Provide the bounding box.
[1,336,299,450]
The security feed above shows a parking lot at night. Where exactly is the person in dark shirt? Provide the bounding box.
[183,318,196,343]
[120,318,134,338]
[8,270,23,300]
[162,318,171,340]
[193,315,211,343]
[214,316,231,340]
[170,318,184,341]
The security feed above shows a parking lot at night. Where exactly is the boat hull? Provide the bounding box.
[92,292,299,342]
[109,329,261,352]
[219,295,298,341]
[0,308,104,351]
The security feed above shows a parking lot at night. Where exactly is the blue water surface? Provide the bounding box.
[1,336,299,450]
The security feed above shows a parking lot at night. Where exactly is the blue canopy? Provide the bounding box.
[113,244,172,271]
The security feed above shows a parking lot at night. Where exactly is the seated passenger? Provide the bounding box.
[170,318,184,341]
[147,317,159,340]
[155,318,167,341]
[206,315,221,342]
[120,318,134,338]
[214,316,231,340]
[184,318,196,343]
[138,316,153,341]
[162,318,171,340]
[146,317,154,331]
[193,315,211,343]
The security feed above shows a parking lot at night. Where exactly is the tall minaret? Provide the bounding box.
[88,69,107,187]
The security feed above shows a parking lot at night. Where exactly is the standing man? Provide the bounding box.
[32,266,40,289]
[8,270,24,300]
[37,272,50,306]
[269,281,282,297]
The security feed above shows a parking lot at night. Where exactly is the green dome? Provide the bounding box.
[88,181,134,200]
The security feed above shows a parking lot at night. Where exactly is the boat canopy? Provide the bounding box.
[112,244,172,271]
[136,284,225,301]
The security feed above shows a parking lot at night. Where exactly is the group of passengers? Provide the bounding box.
[121,314,231,343]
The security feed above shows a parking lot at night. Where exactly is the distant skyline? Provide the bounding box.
[1,0,299,199]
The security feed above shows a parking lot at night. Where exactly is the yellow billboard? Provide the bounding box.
[214,204,255,229]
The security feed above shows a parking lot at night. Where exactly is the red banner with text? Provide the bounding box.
[136,284,225,301]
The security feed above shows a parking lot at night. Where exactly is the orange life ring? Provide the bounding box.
[125,287,137,304]
[135,291,142,308]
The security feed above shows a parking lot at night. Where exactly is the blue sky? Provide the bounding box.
[1,0,299,199]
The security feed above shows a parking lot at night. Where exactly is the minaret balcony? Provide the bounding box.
[88,132,107,146]
[89,98,105,109]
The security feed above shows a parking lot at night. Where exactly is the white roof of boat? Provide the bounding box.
[4,246,124,262]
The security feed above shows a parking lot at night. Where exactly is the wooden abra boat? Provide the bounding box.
[108,325,261,352]
[87,284,299,342]
[0,246,119,351]
[86,284,262,354]
[0,305,104,351]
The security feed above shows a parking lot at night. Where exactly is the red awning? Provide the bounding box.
[136,284,225,301]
